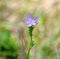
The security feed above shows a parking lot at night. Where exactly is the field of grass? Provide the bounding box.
[0,0,60,59]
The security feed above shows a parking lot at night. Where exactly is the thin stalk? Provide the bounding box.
[26,32,33,59]
[26,46,31,59]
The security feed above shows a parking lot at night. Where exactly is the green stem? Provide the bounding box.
[26,26,34,59]
[26,32,33,59]
[26,46,31,59]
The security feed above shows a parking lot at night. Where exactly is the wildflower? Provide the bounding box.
[23,14,38,27]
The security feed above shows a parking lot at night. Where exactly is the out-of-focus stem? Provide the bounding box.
[26,29,33,59]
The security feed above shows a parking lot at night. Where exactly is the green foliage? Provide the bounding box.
[0,28,10,49]
[0,28,19,58]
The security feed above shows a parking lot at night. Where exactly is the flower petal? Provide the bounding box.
[22,20,28,24]
[27,14,32,21]
[33,16,38,22]
[32,20,36,25]
[27,23,32,27]
[23,20,32,27]
[26,21,32,27]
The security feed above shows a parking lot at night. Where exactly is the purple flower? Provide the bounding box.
[23,14,38,27]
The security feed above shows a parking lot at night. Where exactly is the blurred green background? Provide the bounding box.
[0,0,60,59]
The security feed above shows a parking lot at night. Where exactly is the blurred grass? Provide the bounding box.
[0,0,60,59]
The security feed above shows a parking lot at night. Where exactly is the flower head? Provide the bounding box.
[23,14,38,27]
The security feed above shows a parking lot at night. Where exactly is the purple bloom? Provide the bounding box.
[23,14,38,27]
